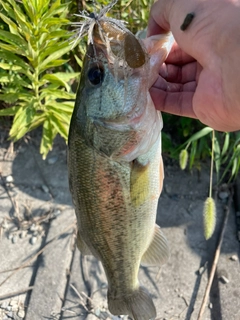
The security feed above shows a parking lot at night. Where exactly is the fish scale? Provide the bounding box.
[69,130,161,286]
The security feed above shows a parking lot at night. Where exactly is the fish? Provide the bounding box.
[68,3,174,320]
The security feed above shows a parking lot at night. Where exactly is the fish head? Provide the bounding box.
[76,23,149,121]
[71,21,174,161]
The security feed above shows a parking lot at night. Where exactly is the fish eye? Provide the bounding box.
[88,65,104,86]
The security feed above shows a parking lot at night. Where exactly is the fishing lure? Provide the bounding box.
[72,0,146,69]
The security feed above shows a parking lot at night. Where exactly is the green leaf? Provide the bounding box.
[42,1,68,20]
[45,30,70,39]
[184,127,213,146]
[34,0,51,17]
[0,30,27,49]
[41,72,79,91]
[0,63,21,71]
[0,93,22,104]
[14,122,32,140]
[41,40,72,59]
[232,157,238,178]
[0,106,20,116]
[39,59,69,73]
[0,51,32,72]
[11,1,33,33]
[231,145,240,179]
[189,140,197,169]
[0,74,11,83]
[26,113,46,132]
[49,72,79,82]
[0,1,15,20]
[46,101,74,114]
[74,54,83,68]
[41,74,68,91]
[40,88,75,100]
[27,40,38,62]
[0,13,19,36]
[38,44,73,73]
[219,143,240,183]
[38,42,66,61]
[213,136,221,177]
[40,116,57,159]
[49,113,68,140]
[21,0,36,22]
[221,132,230,156]
[0,43,25,55]
[9,106,30,138]
[10,110,45,141]
[9,101,38,137]
[42,17,69,27]
[46,106,71,125]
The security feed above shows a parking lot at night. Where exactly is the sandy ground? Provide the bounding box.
[0,133,239,320]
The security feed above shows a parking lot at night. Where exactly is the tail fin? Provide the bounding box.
[108,286,156,320]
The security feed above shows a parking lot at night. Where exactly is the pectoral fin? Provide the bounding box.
[76,231,93,256]
[141,225,169,266]
[130,158,150,207]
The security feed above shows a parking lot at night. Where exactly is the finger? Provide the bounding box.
[153,75,197,92]
[147,0,215,64]
[147,15,169,37]
[150,87,196,119]
[165,42,195,65]
[148,0,198,38]
[147,0,172,36]
[158,61,199,84]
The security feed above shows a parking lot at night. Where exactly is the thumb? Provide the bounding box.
[147,0,197,36]
[147,0,215,65]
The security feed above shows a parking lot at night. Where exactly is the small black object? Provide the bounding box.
[88,66,104,85]
[89,12,96,19]
[180,13,195,31]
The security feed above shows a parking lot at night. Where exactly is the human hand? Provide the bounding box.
[147,0,240,132]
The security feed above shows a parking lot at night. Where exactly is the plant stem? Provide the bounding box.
[197,192,232,320]
[209,130,215,198]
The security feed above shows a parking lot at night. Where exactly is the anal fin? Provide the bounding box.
[141,225,169,266]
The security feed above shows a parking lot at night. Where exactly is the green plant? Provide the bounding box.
[0,0,79,158]
[0,0,153,158]
[203,130,216,240]
[179,127,240,184]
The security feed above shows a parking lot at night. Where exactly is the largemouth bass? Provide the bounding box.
[68,4,173,320]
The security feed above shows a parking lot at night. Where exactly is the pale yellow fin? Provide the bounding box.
[141,225,169,266]
[159,155,164,194]
[76,231,93,256]
[108,286,156,320]
[130,159,150,207]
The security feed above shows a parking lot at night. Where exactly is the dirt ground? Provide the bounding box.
[0,132,239,320]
